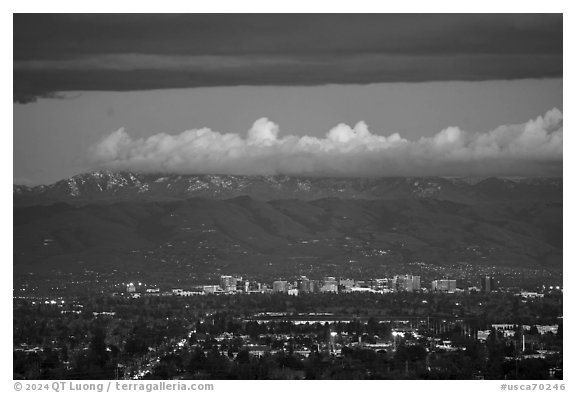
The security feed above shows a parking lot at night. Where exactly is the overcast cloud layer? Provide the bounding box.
[90,109,562,177]
[13,14,562,102]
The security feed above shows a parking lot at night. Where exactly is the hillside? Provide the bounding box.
[14,195,562,275]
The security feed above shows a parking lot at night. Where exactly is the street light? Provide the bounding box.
[392,331,399,350]
[329,331,337,354]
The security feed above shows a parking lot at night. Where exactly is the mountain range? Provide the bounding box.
[13,172,562,207]
[13,173,562,276]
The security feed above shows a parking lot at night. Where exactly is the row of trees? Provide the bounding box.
[145,340,561,380]
[14,291,562,379]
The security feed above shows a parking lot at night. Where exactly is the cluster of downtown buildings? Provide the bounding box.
[125,275,497,297]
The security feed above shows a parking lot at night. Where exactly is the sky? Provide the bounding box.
[13,14,563,185]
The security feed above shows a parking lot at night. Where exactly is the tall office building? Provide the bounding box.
[309,280,321,293]
[321,277,339,293]
[339,278,355,290]
[370,279,387,291]
[220,275,238,292]
[395,275,421,292]
[396,275,409,291]
[236,280,249,293]
[481,276,496,292]
[272,280,289,293]
[298,276,312,293]
[431,279,457,292]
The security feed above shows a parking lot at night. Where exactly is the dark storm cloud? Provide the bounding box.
[13,14,562,102]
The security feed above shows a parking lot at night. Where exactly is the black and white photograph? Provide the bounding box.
[12,12,564,384]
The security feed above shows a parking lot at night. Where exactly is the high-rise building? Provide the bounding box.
[321,277,338,293]
[339,278,355,290]
[298,276,312,293]
[320,283,338,293]
[235,280,249,293]
[370,278,388,291]
[309,280,321,293]
[395,275,421,292]
[481,276,496,292]
[431,279,457,292]
[396,275,407,291]
[272,280,289,293]
[220,275,238,292]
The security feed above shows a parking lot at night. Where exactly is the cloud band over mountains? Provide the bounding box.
[90,109,562,177]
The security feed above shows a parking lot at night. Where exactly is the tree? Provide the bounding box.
[188,347,206,373]
[87,328,108,368]
[236,348,250,364]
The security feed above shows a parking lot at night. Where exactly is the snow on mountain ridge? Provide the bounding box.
[12,172,562,207]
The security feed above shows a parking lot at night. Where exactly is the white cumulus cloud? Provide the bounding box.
[89,108,562,177]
